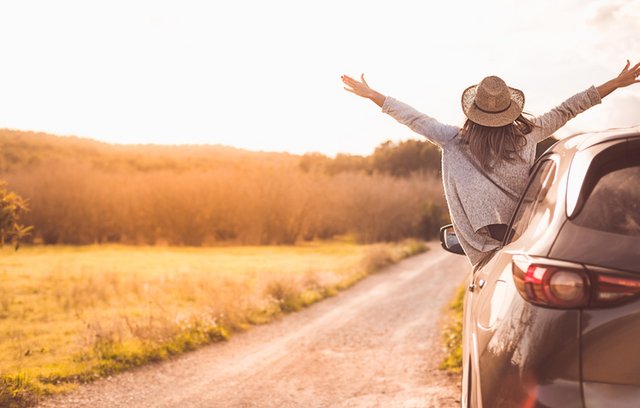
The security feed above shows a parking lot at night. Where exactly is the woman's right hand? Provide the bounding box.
[341,73,386,107]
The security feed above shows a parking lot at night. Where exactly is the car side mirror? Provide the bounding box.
[439,224,465,255]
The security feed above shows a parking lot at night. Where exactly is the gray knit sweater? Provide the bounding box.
[381,86,602,265]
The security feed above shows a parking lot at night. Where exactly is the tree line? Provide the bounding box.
[300,136,558,177]
[300,139,442,177]
[0,130,450,245]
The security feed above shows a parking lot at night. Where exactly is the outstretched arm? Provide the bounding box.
[531,59,640,143]
[341,74,386,107]
[341,74,458,148]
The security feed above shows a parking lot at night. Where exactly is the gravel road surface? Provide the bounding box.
[40,246,469,408]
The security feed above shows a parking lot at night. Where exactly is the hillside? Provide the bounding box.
[0,129,299,173]
[0,129,448,246]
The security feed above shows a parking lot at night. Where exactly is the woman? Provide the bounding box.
[341,60,640,266]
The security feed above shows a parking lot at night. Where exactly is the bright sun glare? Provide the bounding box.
[0,0,638,155]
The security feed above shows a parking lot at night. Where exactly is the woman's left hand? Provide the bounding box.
[596,59,640,98]
[614,59,640,88]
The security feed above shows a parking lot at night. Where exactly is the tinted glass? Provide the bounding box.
[507,160,555,243]
[574,163,640,237]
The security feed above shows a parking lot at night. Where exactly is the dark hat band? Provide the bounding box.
[473,100,513,114]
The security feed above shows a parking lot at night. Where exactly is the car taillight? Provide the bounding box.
[512,255,640,309]
[592,273,640,306]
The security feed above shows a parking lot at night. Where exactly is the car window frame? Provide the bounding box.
[572,154,640,237]
[502,157,557,246]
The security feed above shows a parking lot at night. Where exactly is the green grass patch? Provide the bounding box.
[439,283,465,373]
[0,239,427,407]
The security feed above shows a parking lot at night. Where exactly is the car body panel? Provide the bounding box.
[558,126,640,152]
[581,302,640,385]
[470,250,583,407]
[455,128,640,408]
[555,133,640,407]
[582,382,640,408]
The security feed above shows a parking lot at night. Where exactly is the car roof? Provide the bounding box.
[550,126,640,154]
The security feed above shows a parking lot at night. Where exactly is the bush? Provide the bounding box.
[440,284,465,373]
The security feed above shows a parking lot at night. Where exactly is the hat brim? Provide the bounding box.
[461,85,525,127]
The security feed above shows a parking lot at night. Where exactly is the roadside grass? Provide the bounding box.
[439,283,465,373]
[0,240,427,407]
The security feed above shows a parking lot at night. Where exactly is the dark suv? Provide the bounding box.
[440,127,640,408]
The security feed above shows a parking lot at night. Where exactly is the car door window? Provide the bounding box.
[507,160,556,243]
[574,157,640,237]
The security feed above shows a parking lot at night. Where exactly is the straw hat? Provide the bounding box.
[461,76,525,127]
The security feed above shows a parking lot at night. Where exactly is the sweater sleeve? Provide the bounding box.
[381,96,459,148]
[529,86,602,143]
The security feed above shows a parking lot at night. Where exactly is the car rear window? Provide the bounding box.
[573,157,640,237]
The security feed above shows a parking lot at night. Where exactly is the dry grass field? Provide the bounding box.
[0,240,426,406]
[0,130,449,247]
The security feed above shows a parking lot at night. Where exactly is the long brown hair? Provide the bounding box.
[459,114,537,171]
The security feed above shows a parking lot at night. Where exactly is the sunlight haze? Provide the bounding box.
[0,0,638,155]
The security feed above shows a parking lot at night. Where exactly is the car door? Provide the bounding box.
[468,158,558,407]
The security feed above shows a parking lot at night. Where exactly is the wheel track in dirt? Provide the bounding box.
[40,246,469,408]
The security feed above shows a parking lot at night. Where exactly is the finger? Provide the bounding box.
[342,77,356,86]
[360,73,369,87]
[343,87,356,94]
[344,78,361,87]
[621,59,631,74]
[632,61,640,71]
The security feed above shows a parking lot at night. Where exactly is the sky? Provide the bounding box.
[0,0,638,156]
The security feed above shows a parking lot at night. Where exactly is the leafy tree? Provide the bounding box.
[327,154,370,175]
[372,139,441,177]
[0,182,32,249]
[299,153,331,173]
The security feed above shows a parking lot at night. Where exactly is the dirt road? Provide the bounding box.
[40,246,469,408]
